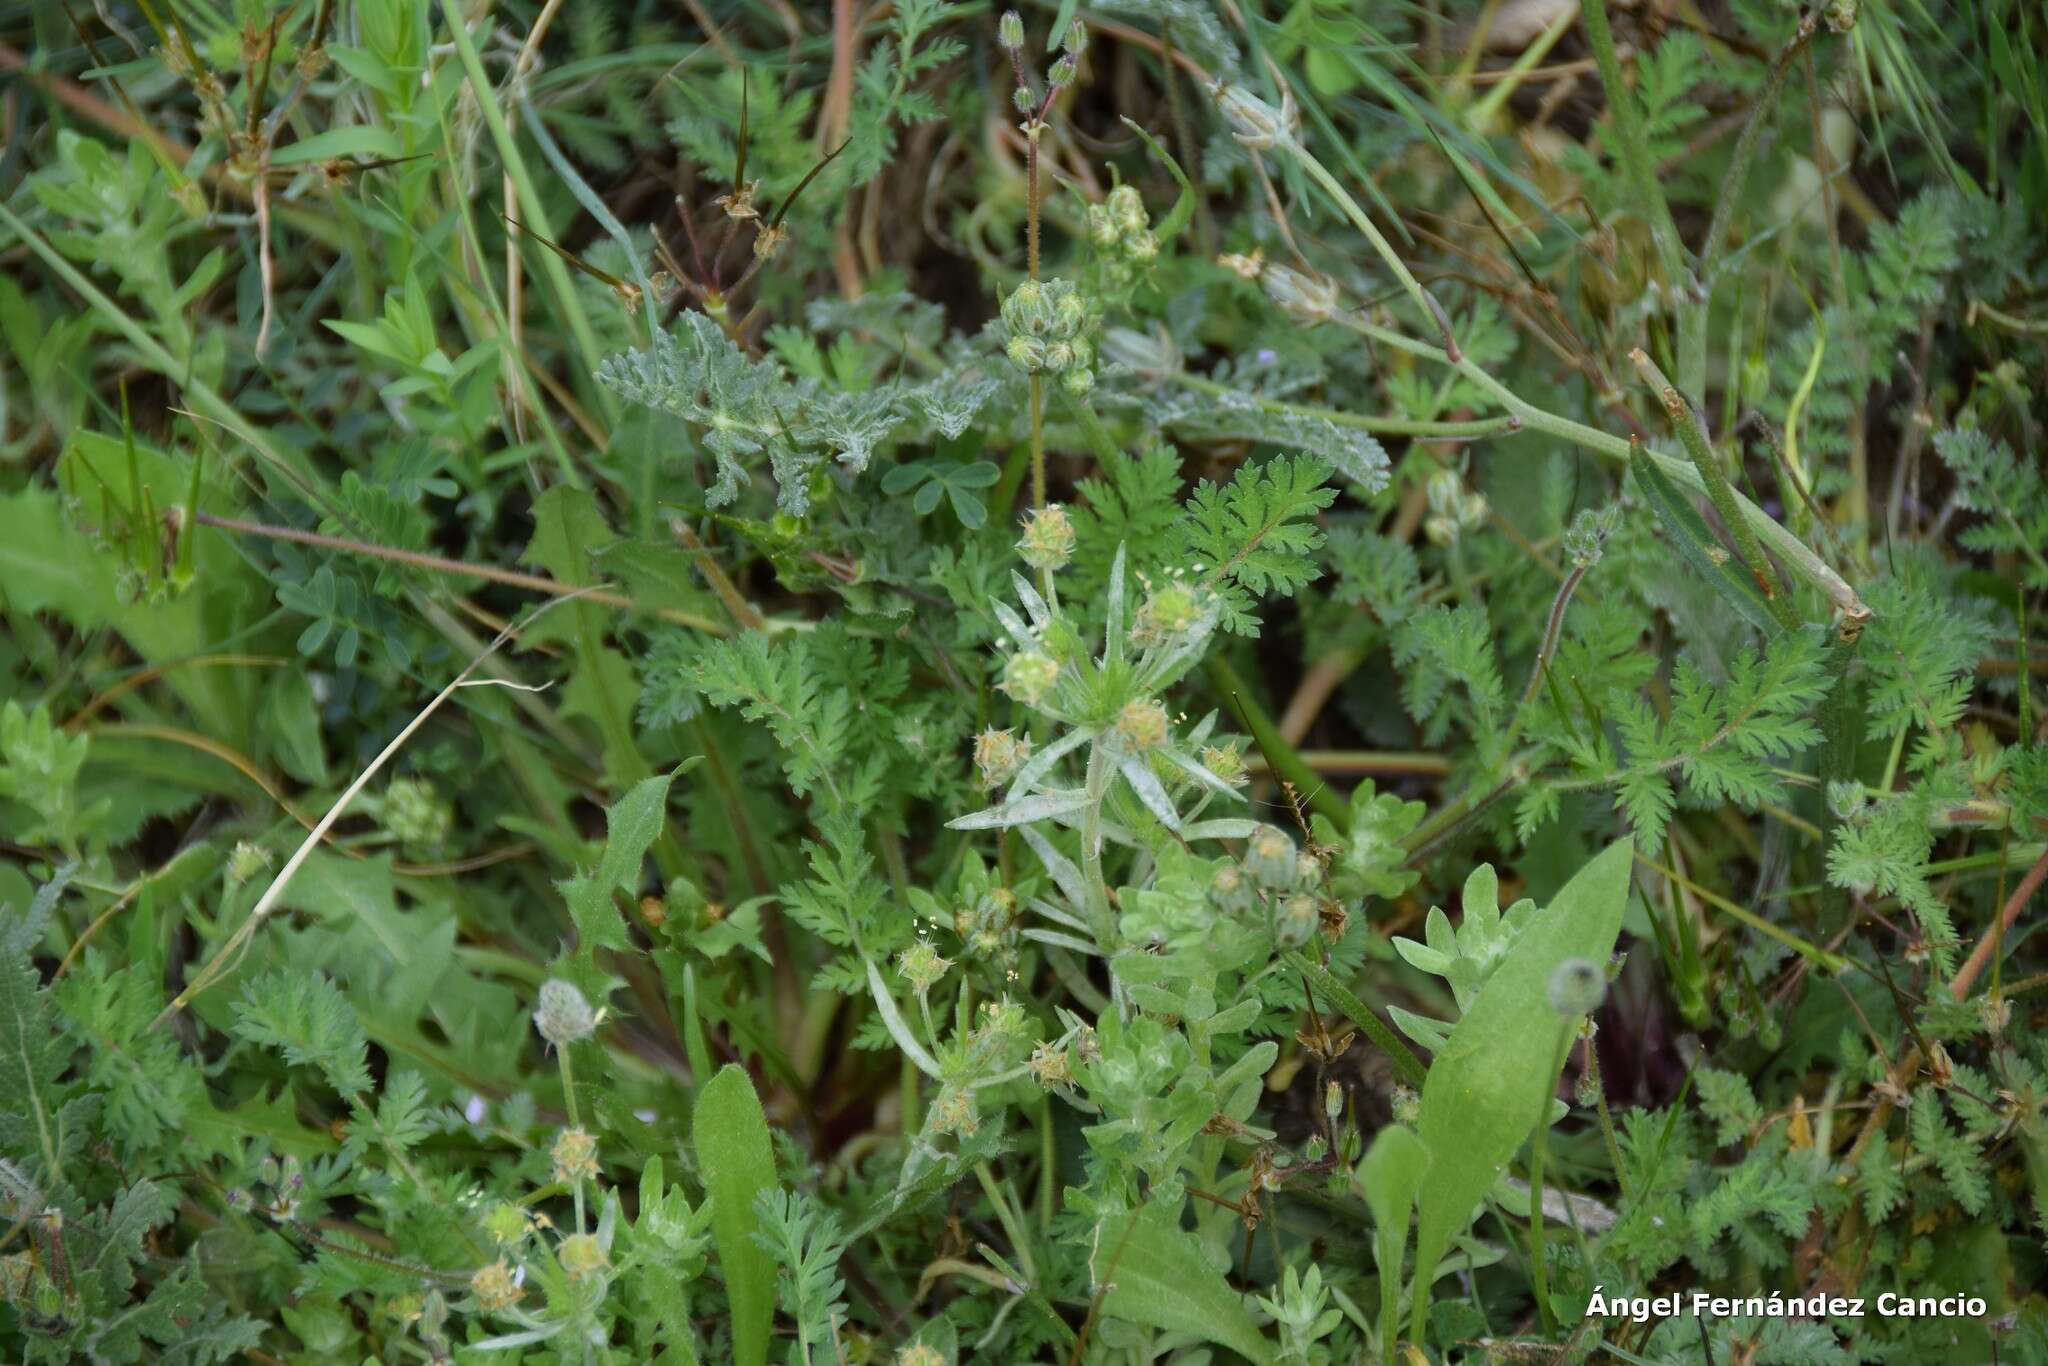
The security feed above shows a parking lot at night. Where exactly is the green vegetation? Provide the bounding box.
[3,0,2046,1360]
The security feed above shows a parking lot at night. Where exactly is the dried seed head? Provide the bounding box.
[1114,697,1170,751]
[930,1086,980,1137]
[533,979,598,1046]
[1547,957,1607,1016]
[550,1127,600,1184]
[1028,1041,1072,1090]
[1217,248,1265,280]
[469,1259,523,1312]
[1201,741,1248,787]
[973,726,1033,786]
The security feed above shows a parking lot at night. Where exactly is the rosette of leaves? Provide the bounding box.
[1388,863,1539,1051]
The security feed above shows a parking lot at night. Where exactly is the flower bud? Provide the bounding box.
[1275,892,1319,948]
[1045,341,1074,373]
[1107,184,1145,234]
[997,10,1024,50]
[1125,229,1159,263]
[1261,263,1339,323]
[1245,824,1298,889]
[534,979,597,1046]
[1211,82,1295,148]
[1005,334,1046,373]
[1048,52,1078,88]
[1062,18,1087,54]
[1061,363,1094,398]
[899,1345,947,1366]
[1000,650,1060,706]
[897,940,952,994]
[483,1201,533,1246]
[1087,203,1120,249]
[1130,581,1208,647]
[1017,504,1076,571]
[930,1086,980,1137]
[1209,861,1257,914]
[556,1232,609,1281]
[1546,957,1607,1016]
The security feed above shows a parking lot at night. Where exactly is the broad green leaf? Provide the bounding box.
[693,1064,779,1366]
[1098,1202,1276,1365]
[1409,837,1633,1341]
[560,770,677,958]
[1361,1124,1429,1364]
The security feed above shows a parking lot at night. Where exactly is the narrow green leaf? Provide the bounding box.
[1360,1124,1429,1365]
[693,1064,779,1366]
[1409,838,1633,1341]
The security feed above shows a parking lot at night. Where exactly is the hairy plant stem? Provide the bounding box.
[1527,1020,1574,1335]
[1164,370,1519,437]
[1080,745,1115,951]
[1271,134,1454,355]
[1329,312,1868,624]
[1632,350,1801,629]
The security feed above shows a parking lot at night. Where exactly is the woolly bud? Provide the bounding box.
[1124,229,1159,264]
[556,1233,608,1281]
[1211,82,1295,148]
[1245,824,1298,889]
[1546,957,1606,1017]
[483,1202,533,1246]
[1107,184,1145,233]
[1087,203,1120,249]
[1262,263,1339,323]
[469,1259,523,1312]
[1017,504,1076,571]
[1000,650,1060,706]
[1114,697,1170,751]
[997,10,1024,50]
[1006,334,1046,373]
[1061,365,1095,397]
[1062,19,1087,55]
[1048,52,1078,89]
[1130,581,1208,647]
[1275,892,1319,949]
[533,979,597,1046]
[1209,861,1257,915]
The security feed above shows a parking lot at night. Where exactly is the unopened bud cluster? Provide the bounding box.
[533,979,598,1046]
[1210,825,1328,949]
[1087,184,1161,285]
[1424,467,1489,545]
[382,776,452,849]
[1129,578,1215,649]
[1001,278,1096,395]
[1261,263,1340,324]
[973,726,1033,787]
